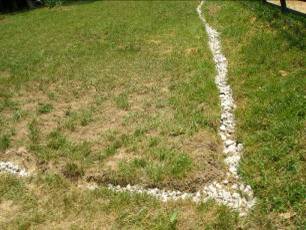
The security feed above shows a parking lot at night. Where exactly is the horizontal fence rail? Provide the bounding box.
[263,0,306,15]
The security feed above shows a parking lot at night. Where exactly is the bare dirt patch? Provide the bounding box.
[105,149,131,171]
[7,81,98,144]
[64,101,129,146]
[185,48,199,56]
[0,200,20,224]
[0,70,11,80]
[147,39,162,45]
[2,75,227,194]
[207,4,221,16]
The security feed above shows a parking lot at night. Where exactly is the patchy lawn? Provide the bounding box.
[0,0,225,190]
[0,1,235,229]
[0,0,305,229]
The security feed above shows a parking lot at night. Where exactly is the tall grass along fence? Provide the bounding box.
[0,0,65,12]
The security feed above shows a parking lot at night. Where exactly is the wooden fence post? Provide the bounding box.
[25,0,34,9]
[280,0,287,12]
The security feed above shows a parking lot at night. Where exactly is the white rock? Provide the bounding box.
[224,139,235,147]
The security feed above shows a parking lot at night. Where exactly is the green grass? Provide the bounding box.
[28,118,40,144]
[115,93,130,110]
[37,103,53,114]
[1,0,223,184]
[204,1,306,228]
[0,173,239,229]
[0,134,10,151]
[113,146,193,185]
[63,162,84,180]
[0,0,305,228]
[0,1,228,228]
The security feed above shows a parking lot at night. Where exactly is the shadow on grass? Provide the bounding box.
[240,1,306,49]
[0,0,101,15]
[64,0,102,6]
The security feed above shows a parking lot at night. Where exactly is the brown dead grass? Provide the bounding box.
[207,4,221,16]
[65,78,226,191]
[66,103,128,144]
[3,70,225,193]
[105,149,131,171]
[183,130,225,177]
[88,130,226,192]
[147,39,162,45]
[185,47,199,56]
[44,214,115,230]
[0,200,20,224]
[0,70,11,80]
[173,201,221,229]
[7,81,97,144]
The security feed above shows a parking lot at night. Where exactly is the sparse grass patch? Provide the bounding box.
[0,97,18,112]
[0,175,28,201]
[171,154,192,177]
[148,136,160,147]
[45,129,92,161]
[12,109,25,122]
[62,108,94,131]
[64,112,78,131]
[47,130,67,150]
[70,141,92,160]
[103,143,120,158]
[47,92,56,100]
[100,134,129,160]
[80,109,93,126]
[28,119,40,144]
[132,158,147,168]
[63,162,84,180]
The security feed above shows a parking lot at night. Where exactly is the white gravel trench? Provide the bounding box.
[0,1,256,216]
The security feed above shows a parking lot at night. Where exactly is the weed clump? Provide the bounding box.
[0,134,10,151]
[115,93,129,110]
[80,110,93,126]
[47,130,67,150]
[43,0,64,8]
[28,119,40,144]
[63,162,84,180]
[38,103,53,114]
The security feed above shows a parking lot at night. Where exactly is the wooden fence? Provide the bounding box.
[263,0,306,15]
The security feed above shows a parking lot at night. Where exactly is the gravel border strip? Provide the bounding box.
[196,0,255,215]
[0,161,29,177]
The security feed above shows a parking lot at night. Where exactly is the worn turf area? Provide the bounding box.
[0,1,237,228]
[0,0,225,191]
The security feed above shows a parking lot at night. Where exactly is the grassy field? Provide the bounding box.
[0,0,305,229]
[0,1,233,229]
[0,0,226,193]
[204,1,306,228]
